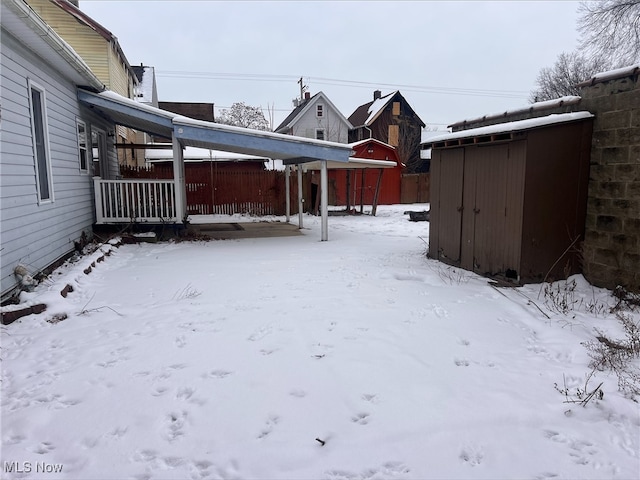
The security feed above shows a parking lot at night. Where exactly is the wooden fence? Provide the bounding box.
[119,164,429,216]
[401,173,430,204]
[121,164,299,216]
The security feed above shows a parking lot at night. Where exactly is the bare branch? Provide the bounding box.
[529,51,611,102]
[578,0,640,66]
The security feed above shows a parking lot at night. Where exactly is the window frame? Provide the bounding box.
[27,79,54,204]
[91,126,108,178]
[76,119,89,173]
[316,104,324,118]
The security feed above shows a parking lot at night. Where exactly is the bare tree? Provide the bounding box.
[395,118,424,173]
[578,0,640,66]
[529,51,611,102]
[217,102,270,131]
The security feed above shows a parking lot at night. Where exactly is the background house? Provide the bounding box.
[26,0,142,166]
[1,0,117,302]
[275,91,352,143]
[348,90,426,173]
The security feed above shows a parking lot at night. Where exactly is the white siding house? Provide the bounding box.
[275,91,352,144]
[0,0,116,301]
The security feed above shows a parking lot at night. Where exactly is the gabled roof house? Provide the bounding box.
[26,0,143,165]
[275,91,352,143]
[348,90,426,172]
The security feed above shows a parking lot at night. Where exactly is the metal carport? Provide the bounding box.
[78,89,355,240]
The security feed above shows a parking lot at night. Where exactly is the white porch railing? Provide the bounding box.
[94,178,178,224]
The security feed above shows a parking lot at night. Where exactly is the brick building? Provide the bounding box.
[579,66,640,292]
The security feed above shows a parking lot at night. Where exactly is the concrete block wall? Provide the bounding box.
[581,70,640,292]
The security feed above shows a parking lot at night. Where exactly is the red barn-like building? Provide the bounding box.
[330,138,401,206]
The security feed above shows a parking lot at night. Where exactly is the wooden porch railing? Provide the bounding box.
[94,178,178,224]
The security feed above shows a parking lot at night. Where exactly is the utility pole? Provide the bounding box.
[298,77,307,101]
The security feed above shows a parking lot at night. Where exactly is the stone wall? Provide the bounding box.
[580,69,640,292]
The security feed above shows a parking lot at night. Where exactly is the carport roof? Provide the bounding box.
[78,89,353,163]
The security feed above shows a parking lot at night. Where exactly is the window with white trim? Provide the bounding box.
[316,129,325,140]
[77,120,88,172]
[316,104,324,117]
[28,80,53,202]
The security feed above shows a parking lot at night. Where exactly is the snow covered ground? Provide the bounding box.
[2,204,638,480]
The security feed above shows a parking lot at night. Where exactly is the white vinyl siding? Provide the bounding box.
[291,96,349,143]
[0,28,117,299]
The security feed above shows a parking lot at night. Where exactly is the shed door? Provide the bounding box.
[470,144,509,275]
[460,143,524,277]
[436,149,464,264]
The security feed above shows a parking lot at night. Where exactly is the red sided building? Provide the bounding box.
[329,138,402,206]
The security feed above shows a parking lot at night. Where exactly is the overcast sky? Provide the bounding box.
[80,0,583,130]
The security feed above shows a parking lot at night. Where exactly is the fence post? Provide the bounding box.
[93,177,104,224]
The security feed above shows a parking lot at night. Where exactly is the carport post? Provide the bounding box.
[285,165,290,222]
[172,137,186,223]
[297,165,304,229]
[321,160,328,241]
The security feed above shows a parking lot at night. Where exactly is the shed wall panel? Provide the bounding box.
[428,150,441,258]
[437,149,464,264]
[520,122,592,281]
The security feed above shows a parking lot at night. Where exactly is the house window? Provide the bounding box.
[316,129,325,140]
[77,120,88,172]
[392,102,400,116]
[91,127,107,178]
[316,104,324,117]
[28,80,53,202]
[388,124,399,146]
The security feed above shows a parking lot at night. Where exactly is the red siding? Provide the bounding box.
[330,141,402,205]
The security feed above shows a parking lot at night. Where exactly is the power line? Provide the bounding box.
[157,71,529,99]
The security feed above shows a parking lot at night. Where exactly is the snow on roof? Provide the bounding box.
[449,96,582,128]
[134,66,155,104]
[145,145,268,161]
[365,91,397,125]
[172,114,353,150]
[100,90,174,119]
[421,130,449,143]
[423,112,593,145]
[302,158,397,171]
[348,138,396,150]
[578,64,640,86]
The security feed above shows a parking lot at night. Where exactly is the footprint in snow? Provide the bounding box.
[30,441,55,455]
[351,412,370,425]
[257,415,280,439]
[460,445,484,466]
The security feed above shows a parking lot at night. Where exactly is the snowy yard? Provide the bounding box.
[1,204,638,480]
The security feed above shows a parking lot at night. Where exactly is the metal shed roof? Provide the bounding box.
[422,112,593,149]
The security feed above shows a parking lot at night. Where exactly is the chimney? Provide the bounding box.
[373,90,382,100]
[305,91,311,100]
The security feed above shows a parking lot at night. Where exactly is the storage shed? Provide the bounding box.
[422,112,594,284]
